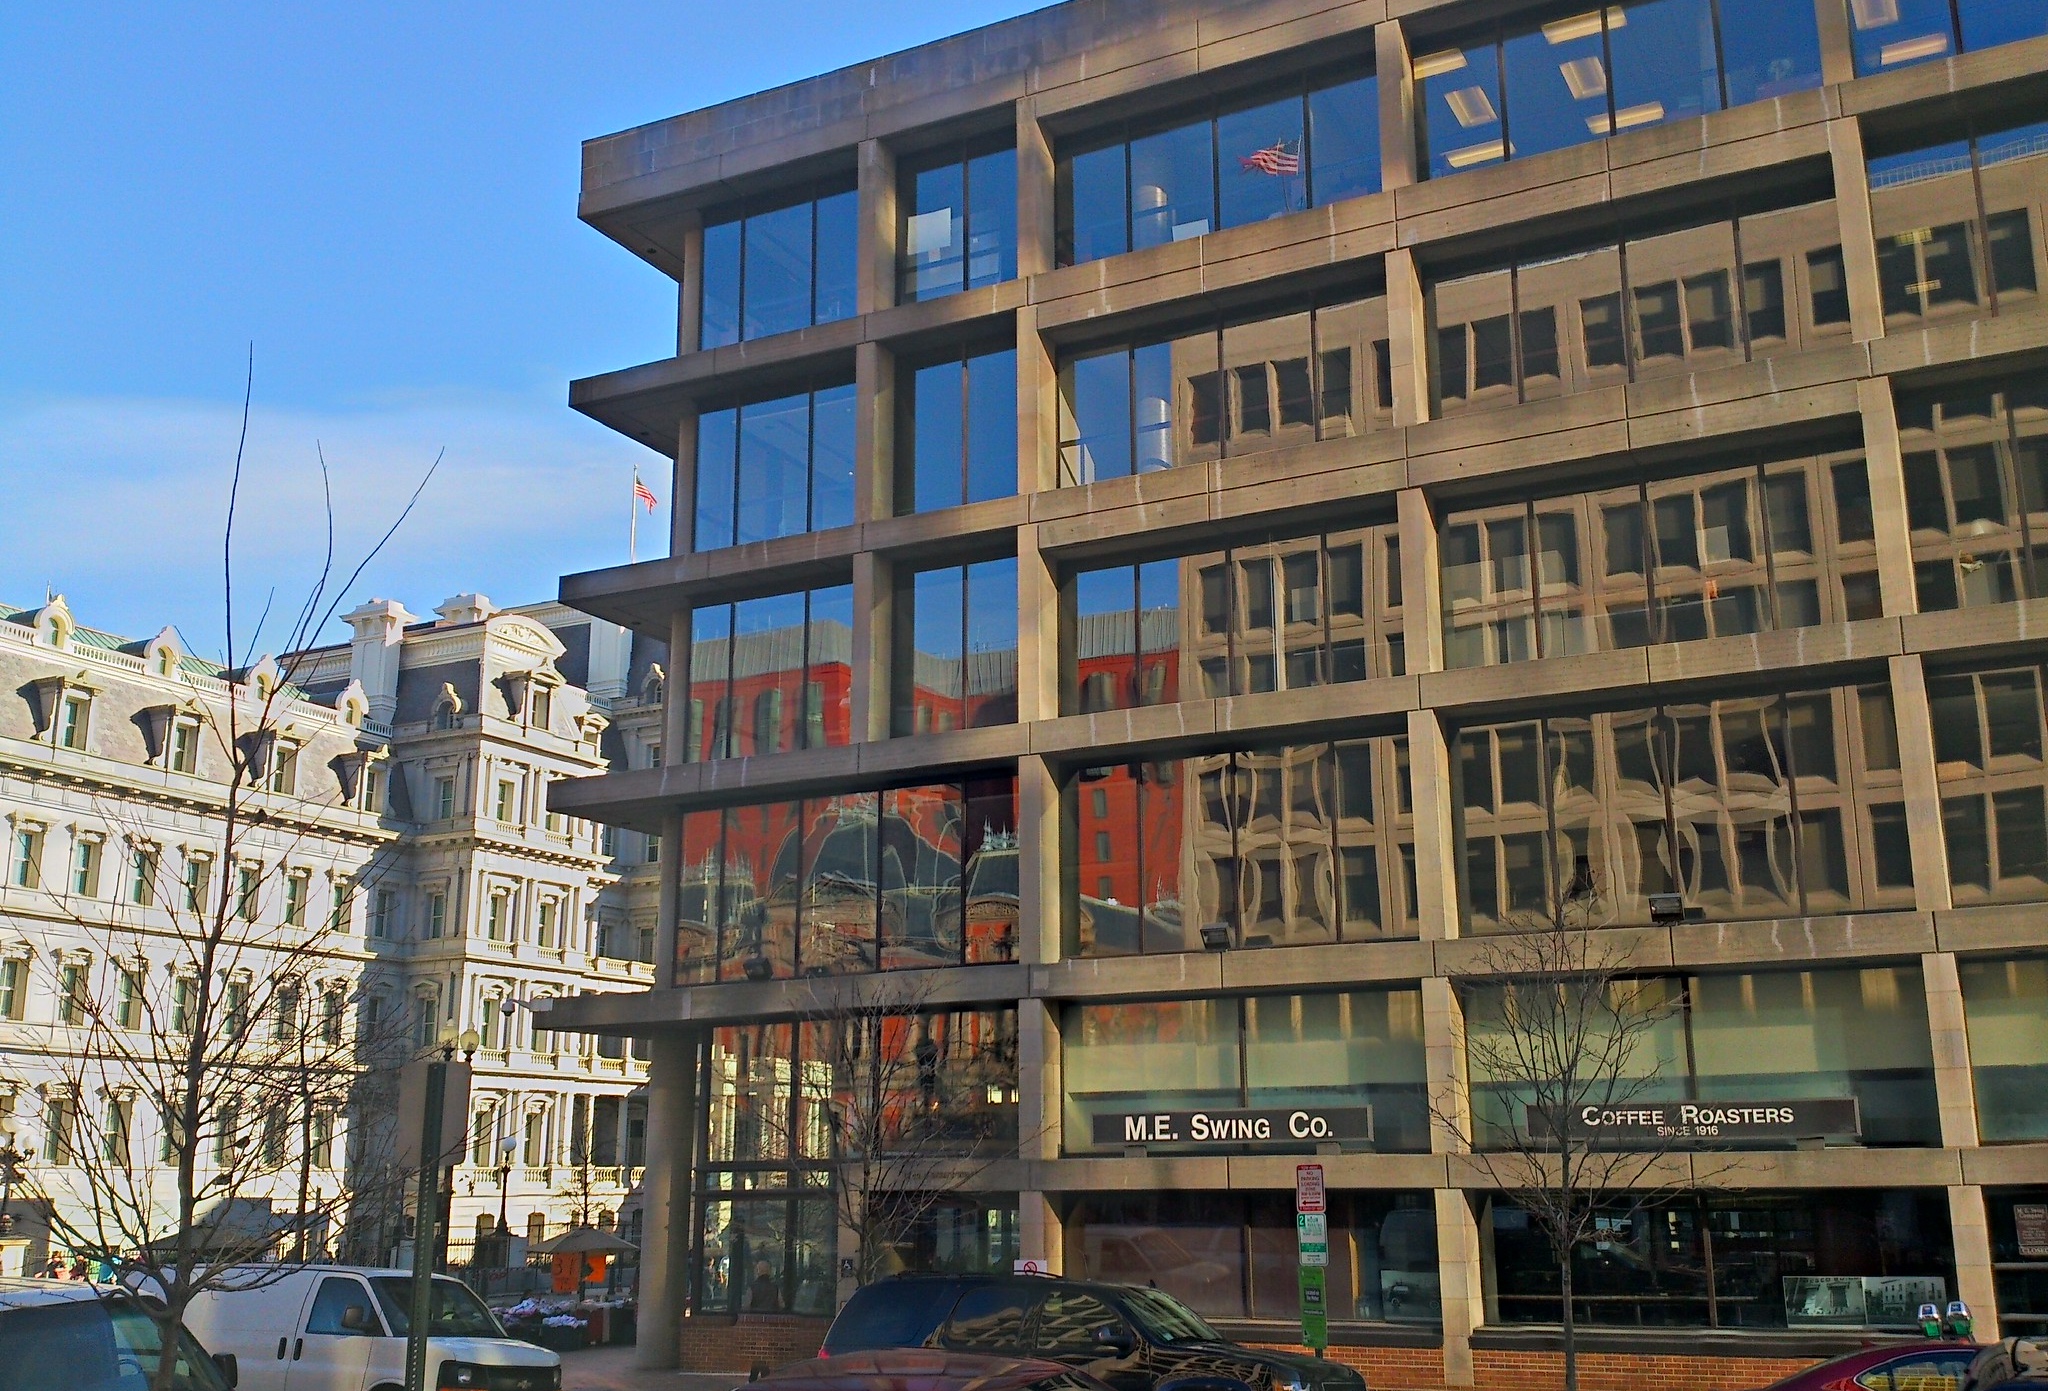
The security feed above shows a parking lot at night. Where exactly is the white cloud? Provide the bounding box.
[0,388,668,659]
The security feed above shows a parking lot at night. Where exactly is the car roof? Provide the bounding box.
[0,1279,122,1312]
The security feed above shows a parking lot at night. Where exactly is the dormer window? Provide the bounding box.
[530,684,554,732]
[57,691,91,751]
[362,764,386,814]
[170,717,200,774]
[267,740,299,795]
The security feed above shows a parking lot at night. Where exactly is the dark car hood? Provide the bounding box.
[1158,1342,1361,1389]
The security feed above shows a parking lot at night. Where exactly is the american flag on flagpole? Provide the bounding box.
[633,474,659,511]
[1239,140,1302,176]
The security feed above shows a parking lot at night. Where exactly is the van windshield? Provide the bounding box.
[369,1277,503,1338]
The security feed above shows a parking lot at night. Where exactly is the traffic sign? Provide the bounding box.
[1295,1163,1325,1214]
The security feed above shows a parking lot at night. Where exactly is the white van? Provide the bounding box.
[180,1266,559,1391]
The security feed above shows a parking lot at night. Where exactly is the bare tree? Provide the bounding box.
[11,353,438,1391]
[1434,890,1720,1391]
[791,977,1022,1287]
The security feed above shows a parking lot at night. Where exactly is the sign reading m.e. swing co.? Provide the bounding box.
[1093,1106,1374,1148]
[1528,1098,1862,1143]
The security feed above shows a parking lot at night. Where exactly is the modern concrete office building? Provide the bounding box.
[549,0,2048,1383]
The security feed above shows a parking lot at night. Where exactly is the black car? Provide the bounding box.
[820,1275,1364,1391]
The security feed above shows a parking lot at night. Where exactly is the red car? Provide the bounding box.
[1757,1341,1978,1391]
[759,1349,1118,1391]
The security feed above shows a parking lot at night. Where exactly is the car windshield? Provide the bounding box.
[1117,1288,1222,1345]
[369,1277,504,1338]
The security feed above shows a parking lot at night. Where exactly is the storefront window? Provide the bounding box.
[1073,522,1406,712]
[693,381,857,552]
[1488,1190,1955,1329]
[700,180,859,348]
[1072,740,1417,956]
[673,777,1018,983]
[1062,988,1428,1153]
[1415,0,1820,180]
[898,342,1018,514]
[683,584,852,761]
[1466,966,1941,1149]
[892,558,1019,734]
[1069,1192,1440,1324]
[1959,957,2048,1141]
[1056,68,1379,267]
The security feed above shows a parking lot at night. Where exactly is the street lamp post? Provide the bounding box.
[495,1134,518,1243]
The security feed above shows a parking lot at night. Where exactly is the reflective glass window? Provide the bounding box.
[693,380,857,552]
[682,584,853,764]
[900,143,1018,302]
[1961,957,2048,1141]
[1852,0,2048,73]
[893,558,1018,735]
[697,179,858,350]
[902,344,1019,514]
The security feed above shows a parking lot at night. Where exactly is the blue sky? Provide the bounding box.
[0,0,1043,660]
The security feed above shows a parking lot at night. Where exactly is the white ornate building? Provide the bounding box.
[0,590,664,1275]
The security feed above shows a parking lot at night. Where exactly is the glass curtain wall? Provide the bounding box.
[1869,117,2048,334]
[1071,739,1416,956]
[693,382,857,551]
[1414,0,1822,179]
[684,585,854,761]
[1897,372,2048,612]
[1455,682,1912,930]
[674,777,1020,983]
[1849,0,2048,75]
[892,558,1020,734]
[695,1013,1017,1312]
[1058,289,1393,485]
[1072,523,1406,714]
[1466,964,1942,1149]
[1959,957,2048,1141]
[1068,1192,1442,1325]
[1487,1190,1955,1329]
[1428,195,1850,417]
[899,142,1018,302]
[1441,446,1879,668]
[700,180,859,348]
[897,343,1019,514]
[1931,662,2048,906]
[1062,989,1429,1153]
[1057,67,1380,266]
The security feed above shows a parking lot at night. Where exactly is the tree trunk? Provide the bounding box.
[1559,1251,1578,1391]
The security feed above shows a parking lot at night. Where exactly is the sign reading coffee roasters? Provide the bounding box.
[1095,1107,1373,1147]
[1528,1098,1860,1143]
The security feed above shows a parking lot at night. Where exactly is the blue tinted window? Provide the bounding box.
[1062,350,1134,484]
[1958,0,2048,52]
[1308,75,1382,205]
[965,557,1019,728]
[1418,42,1507,177]
[1850,0,1958,72]
[1219,95,1309,230]
[694,407,740,552]
[1607,0,1721,129]
[1717,0,1824,104]
[1131,118,1216,251]
[1132,342,1176,473]
[967,149,1018,288]
[965,349,1018,505]
[744,201,814,341]
[737,393,812,545]
[905,161,967,301]
[700,220,743,350]
[811,383,858,532]
[1065,143,1129,264]
[1501,14,1605,160]
[813,189,859,324]
[911,359,965,514]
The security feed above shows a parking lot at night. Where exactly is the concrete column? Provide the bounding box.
[1408,709,1461,941]
[633,1030,698,1369]
[1016,99,1057,279]
[1017,754,1064,966]
[675,208,705,357]
[1435,1188,1485,1388]
[1424,976,1471,1154]
[1017,996,1061,1163]
[1398,488,1442,675]
[1017,304,1059,495]
[1827,119,1886,344]
[657,809,684,990]
[1890,654,1952,910]
[1950,1185,2003,1340]
[856,339,898,525]
[1860,379,1918,617]
[1016,532,1060,726]
[671,410,701,557]
[1814,0,1856,87]
[858,137,899,317]
[1375,20,1417,193]
[1020,1192,1066,1276]
[1924,951,1980,1148]
[851,552,895,745]
[665,611,694,763]
[1385,247,1431,429]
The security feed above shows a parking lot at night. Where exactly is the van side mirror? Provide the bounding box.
[212,1353,239,1388]
[340,1306,372,1333]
